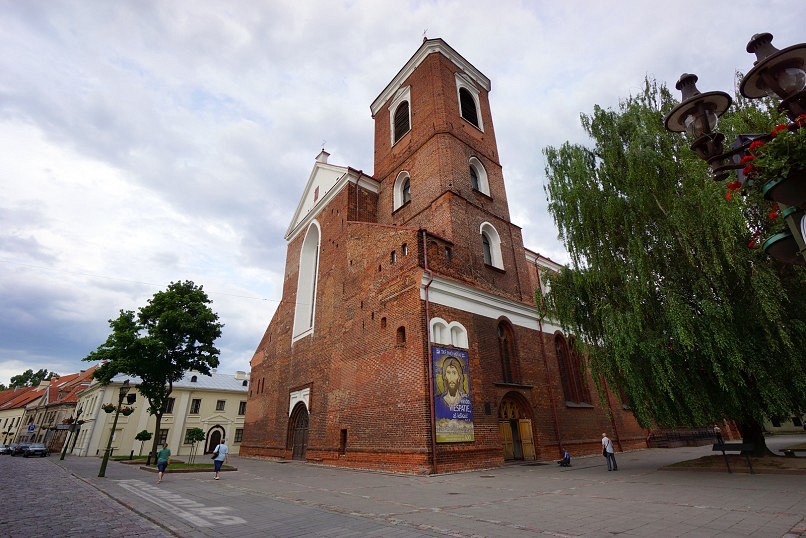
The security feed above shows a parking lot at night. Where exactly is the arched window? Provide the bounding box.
[393,171,412,210]
[480,222,503,269]
[293,221,321,340]
[498,321,517,383]
[459,88,479,128]
[469,157,490,196]
[555,333,591,404]
[393,101,410,143]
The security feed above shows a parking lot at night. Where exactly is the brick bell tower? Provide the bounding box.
[370,38,533,304]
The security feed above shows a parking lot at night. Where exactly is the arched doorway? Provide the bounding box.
[207,428,224,453]
[498,394,536,461]
[288,402,309,460]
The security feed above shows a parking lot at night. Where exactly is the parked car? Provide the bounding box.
[23,443,49,457]
[0,444,11,455]
[10,443,29,456]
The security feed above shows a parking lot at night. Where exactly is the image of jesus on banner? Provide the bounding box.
[433,346,474,443]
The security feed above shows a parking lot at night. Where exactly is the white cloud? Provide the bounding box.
[1,0,804,385]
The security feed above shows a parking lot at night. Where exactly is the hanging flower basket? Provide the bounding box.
[744,117,806,210]
[761,230,806,266]
[762,168,806,208]
[120,407,135,416]
[101,404,116,413]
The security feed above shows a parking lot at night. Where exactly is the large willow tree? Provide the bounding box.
[542,78,806,453]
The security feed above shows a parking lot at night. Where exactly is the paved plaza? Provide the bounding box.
[2,435,805,537]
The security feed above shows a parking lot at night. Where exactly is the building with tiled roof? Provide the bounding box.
[0,386,44,445]
[5,366,97,451]
[72,370,249,459]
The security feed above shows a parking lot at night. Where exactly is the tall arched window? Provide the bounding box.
[498,321,517,383]
[394,171,412,210]
[479,222,503,269]
[393,101,410,143]
[293,222,320,339]
[555,333,591,404]
[469,157,490,195]
[459,88,479,128]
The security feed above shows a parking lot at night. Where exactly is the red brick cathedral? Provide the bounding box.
[241,39,645,473]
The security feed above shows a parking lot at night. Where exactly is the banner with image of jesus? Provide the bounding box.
[433,346,474,443]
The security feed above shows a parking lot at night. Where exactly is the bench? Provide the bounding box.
[712,443,754,474]
[780,448,806,457]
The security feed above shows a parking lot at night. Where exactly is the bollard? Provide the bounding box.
[130,450,134,460]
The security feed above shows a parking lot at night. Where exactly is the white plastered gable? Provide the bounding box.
[285,154,380,242]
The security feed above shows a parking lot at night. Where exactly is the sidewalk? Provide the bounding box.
[5,438,806,537]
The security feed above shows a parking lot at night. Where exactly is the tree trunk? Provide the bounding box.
[150,413,164,463]
[738,420,769,456]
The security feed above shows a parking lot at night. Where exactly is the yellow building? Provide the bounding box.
[72,370,249,459]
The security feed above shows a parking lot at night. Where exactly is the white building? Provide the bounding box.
[72,370,249,459]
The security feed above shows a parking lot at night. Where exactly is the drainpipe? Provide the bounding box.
[422,229,438,474]
[535,261,563,457]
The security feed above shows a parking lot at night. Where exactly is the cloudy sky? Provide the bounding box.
[1,0,803,386]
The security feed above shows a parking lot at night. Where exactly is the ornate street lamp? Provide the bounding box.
[665,33,806,265]
[98,380,131,478]
[740,33,806,119]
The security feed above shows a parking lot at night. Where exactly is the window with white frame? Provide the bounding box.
[393,171,412,210]
[389,86,411,145]
[480,222,503,269]
[469,157,490,196]
[293,221,321,340]
[456,74,483,131]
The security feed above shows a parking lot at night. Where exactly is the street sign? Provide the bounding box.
[27,424,36,433]
[56,424,71,430]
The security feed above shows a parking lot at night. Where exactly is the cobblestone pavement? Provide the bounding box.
[0,455,170,538]
[2,436,806,537]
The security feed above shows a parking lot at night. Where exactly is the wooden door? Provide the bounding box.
[499,421,514,460]
[518,419,536,461]
[291,405,309,460]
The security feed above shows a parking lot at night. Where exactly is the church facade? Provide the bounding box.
[241,39,646,474]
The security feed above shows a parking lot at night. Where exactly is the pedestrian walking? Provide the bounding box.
[601,432,618,471]
[212,438,229,480]
[156,443,171,483]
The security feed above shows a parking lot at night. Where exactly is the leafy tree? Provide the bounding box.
[542,78,806,454]
[135,430,152,456]
[84,280,223,460]
[9,368,58,389]
[185,427,205,464]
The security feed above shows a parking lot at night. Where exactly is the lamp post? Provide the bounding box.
[59,405,83,461]
[664,33,806,265]
[98,380,130,478]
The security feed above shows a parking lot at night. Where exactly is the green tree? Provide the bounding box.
[9,368,57,389]
[185,427,205,464]
[542,78,806,454]
[84,280,223,460]
[135,429,152,456]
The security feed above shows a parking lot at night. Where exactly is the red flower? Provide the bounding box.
[770,124,788,138]
[747,240,757,249]
[796,114,806,127]
[740,155,755,166]
[725,192,733,201]
[748,140,766,152]
[769,211,780,220]
[743,164,755,177]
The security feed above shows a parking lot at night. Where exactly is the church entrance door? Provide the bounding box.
[498,395,535,461]
[289,403,309,460]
